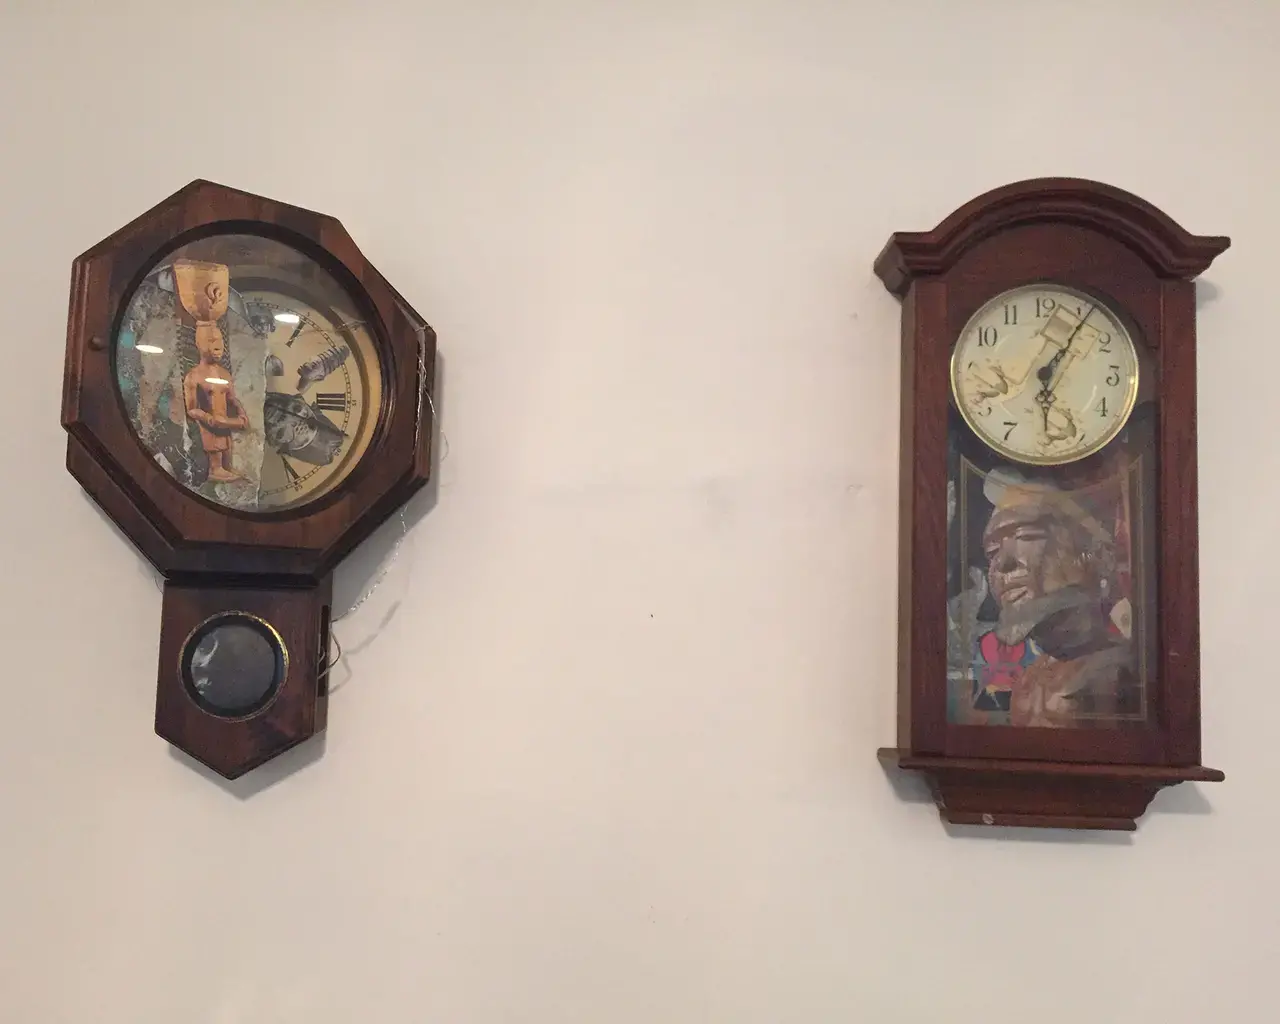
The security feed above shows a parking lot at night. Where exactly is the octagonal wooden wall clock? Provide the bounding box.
[61,180,436,779]
[875,178,1228,831]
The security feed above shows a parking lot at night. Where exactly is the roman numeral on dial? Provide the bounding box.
[313,393,347,412]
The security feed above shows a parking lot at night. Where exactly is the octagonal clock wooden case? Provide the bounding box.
[61,180,436,779]
[875,178,1227,831]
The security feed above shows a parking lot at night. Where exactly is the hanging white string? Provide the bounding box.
[335,513,409,621]
[317,628,343,689]
[325,348,444,676]
[335,332,443,624]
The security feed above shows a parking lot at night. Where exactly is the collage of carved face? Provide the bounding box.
[945,285,1157,730]
[114,234,384,512]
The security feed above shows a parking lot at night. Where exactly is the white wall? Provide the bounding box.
[0,2,1272,1021]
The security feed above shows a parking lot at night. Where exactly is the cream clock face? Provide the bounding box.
[951,284,1139,465]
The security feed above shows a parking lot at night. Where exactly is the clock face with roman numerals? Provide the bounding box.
[114,234,383,513]
[950,284,1139,466]
[246,291,382,506]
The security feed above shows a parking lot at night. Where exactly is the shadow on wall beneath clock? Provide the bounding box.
[1196,278,1223,310]
[167,733,327,800]
[1148,780,1214,816]
[326,351,448,693]
[941,819,1134,846]
[880,760,936,806]
[77,489,167,600]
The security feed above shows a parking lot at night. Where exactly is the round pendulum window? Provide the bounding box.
[180,614,288,718]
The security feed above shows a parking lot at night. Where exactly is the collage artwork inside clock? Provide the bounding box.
[115,234,382,513]
[947,283,1151,731]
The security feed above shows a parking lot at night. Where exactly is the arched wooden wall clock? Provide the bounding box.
[61,180,436,779]
[875,178,1228,831]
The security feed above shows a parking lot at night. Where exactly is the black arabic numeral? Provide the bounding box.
[1002,420,1017,441]
[1003,303,1017,326]
[1098,397,1109,417]
[1035,297,1056,318]
[1098,331,1113,353]
[977,326,998,347]
[1106,365,1121,386]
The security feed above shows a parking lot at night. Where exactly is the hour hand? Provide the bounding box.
[1044,404,1078,444]
[1033,389,1079,445]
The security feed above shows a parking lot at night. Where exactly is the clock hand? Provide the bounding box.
[1033,389,1083,445]
[285,319,368,343]
[1036,304,1096,399]
[1037,391,1053,437]
[1044,404,1078,443]
[1031,307,1097,446]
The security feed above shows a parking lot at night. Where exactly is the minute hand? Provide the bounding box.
[1036,304,1097,396]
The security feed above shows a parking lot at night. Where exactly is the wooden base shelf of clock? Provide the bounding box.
[879,749,1223,831]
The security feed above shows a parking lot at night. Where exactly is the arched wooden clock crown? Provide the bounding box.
[61,180,437,779]
[874,177,1230,297]
[874,178,1228,831]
